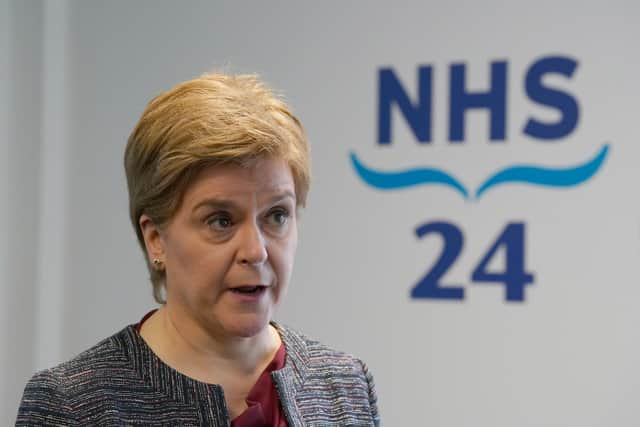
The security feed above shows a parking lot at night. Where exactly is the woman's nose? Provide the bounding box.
[236,221,268,266]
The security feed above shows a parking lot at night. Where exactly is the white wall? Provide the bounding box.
[3,1,640,425]
[2,1,43,424]
[0,0,10,422]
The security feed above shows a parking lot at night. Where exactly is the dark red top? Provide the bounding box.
[231,343,286,427]
[136,311,287,426]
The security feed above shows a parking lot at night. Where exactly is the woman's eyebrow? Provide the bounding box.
[192,198,238,211]
[192,191,295,211]
[267,190,296,204]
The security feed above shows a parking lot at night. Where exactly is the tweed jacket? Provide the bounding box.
[16,322,380,426]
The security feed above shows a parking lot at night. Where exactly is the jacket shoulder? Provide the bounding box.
[42,327,130,384]
[277,324,380,426]
[278,323,368,375]
[16,327,134,425]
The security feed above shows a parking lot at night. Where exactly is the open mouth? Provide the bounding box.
[230,285,266,295]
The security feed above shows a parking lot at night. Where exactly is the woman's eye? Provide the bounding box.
[206,214,232,230]
[268,209,290,226]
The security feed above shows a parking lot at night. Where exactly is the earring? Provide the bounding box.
[152,258,164,270]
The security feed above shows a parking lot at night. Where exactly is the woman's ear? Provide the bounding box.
[139,214,165,263]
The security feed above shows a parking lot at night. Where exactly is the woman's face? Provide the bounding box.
[150,157,298,338]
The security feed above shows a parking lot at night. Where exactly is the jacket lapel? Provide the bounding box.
[271,322,310,426]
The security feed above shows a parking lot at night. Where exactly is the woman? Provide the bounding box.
[16,73,380,426]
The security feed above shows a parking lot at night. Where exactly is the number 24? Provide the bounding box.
[411,221,534,302]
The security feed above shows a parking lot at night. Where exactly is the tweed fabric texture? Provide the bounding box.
[16,322,380,426]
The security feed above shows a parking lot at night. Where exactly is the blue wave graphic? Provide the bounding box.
[349,152,469,198]
[475,144,609,198]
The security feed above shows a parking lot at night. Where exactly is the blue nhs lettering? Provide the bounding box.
[377,56,579,144]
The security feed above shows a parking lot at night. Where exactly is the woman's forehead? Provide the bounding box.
[183,159,296,206]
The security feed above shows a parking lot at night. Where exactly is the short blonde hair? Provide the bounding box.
[124,72,311,303]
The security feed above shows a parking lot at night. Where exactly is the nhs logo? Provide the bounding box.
[351,55,608,200]
[350,55,609,303]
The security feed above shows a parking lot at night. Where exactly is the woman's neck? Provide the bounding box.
[139,305,281,382]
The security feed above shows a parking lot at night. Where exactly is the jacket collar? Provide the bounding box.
[123,319,310,426]
[270,322,309,427]
[271,321,310,392]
